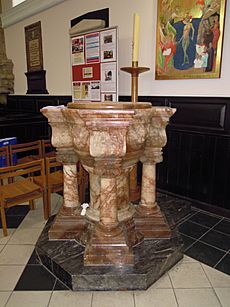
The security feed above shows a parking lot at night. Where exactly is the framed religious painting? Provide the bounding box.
[155,0,227,80]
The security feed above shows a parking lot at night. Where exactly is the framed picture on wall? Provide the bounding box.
[155,0,227,80]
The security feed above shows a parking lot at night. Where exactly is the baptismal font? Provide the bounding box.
[37,14,183,290]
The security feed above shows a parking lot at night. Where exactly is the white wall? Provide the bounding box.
[3,0,230,97]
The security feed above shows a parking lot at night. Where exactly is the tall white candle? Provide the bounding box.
[132,13,140,62]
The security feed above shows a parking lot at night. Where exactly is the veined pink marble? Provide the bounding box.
[41,102,175,266]
[140,163,156,207]
[63,164,79,208]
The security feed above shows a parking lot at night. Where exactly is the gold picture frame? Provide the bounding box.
[155,0,227,80]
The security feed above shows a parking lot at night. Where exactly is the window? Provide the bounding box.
[12,0,26,7]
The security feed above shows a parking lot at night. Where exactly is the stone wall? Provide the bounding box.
[0,0,14,105]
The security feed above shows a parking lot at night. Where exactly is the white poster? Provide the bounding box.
[85,32,100,64]
[101,93,117,102]
[100,28,117,62]
[72,36,85,65]
[101,62,117,92]
[81,81,91,100]
[73,81,81,100]
[91,81,101,101]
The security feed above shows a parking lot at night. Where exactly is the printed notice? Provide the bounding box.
[83,67,93,78]
[91,81,100,101]
[72,36,85,65]
[73,82,81,100]
[100,28,117,62]
[85,32,100,64]
[81,81,91,100]
[101,93,117,102]
[101,62,116,92]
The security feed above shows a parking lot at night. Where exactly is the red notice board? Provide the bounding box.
[70,26,118,102]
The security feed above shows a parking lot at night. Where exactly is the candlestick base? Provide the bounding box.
[120,62,150,103]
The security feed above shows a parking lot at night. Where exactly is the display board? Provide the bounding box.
[70,26,118,102]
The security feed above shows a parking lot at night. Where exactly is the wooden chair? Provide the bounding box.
[9,140,43,166]
[77,162,89,204]
[0,146,10,168]
[43,156,63,218]
[35,157,89,218]
[0,146,10,185]
[41,139,56,158]
[0,159,46,236]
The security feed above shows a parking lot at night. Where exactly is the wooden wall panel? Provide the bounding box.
[3,94,230,214]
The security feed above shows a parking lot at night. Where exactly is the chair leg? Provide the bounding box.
[46,189,51,219]
[43,191,49,220]
[0,204,8,237]
[29,200,35,210]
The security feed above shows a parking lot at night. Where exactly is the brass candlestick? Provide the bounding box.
[120,61,150,103]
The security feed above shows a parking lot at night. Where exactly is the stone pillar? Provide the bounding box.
[57,149,80,215]
[84,127,136,266]
[134,107,176,239]
[40,107,87,242]
[100,176,118,228]
[85,171,100,222]
[140,162,158,212]
[0,8,14,105]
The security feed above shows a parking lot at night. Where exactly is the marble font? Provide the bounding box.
[39,102,183,290]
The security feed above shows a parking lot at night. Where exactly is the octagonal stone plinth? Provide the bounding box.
[35,200,185,291]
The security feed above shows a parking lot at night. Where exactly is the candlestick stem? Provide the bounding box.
[120,62,150,104]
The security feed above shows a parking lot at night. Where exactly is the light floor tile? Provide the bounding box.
[135,288,177,307]
[51,193,62,206]
[180,255,198,264]
[202,264,230,288]
[169,262,211,288]
[92,291,134,307]
[0,292,11,307]
[214,288,230,307]
[0,246,4,253]
[175,288,221,307]
[18,214,46,229]
[7,228,42,245]
[0,266,25,291]
[149,273,172,289]
[49,291,92,307]
[0,245,34,265]
[5,291,52,307]
[51,200,62,215]
[0,229,16,245]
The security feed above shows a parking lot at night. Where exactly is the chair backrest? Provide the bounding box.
[9,140,43,165]
[41,139,56,158]
[77,162,89,203]
[0,159,46,187]
[45,156,63,185]
[0,146,10,168]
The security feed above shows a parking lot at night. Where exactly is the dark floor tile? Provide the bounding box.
[180,234,196,252]
[178,220,209,240]
[27,250,40,265]
[14,264,56,291]
[5,205,30,216]
[54,279,70,290]
[188,212,221,228]
[185,241,225,267]
[0,215,26,228]
[200,230,230,252]
[213,219,230,236]
[216,253,230,275]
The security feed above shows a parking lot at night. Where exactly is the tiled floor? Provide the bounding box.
[0,194,230,306]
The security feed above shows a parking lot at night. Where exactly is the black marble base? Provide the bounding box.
[35,202,185,291]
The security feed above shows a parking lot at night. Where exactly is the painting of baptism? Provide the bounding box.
[155,0,226,79]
